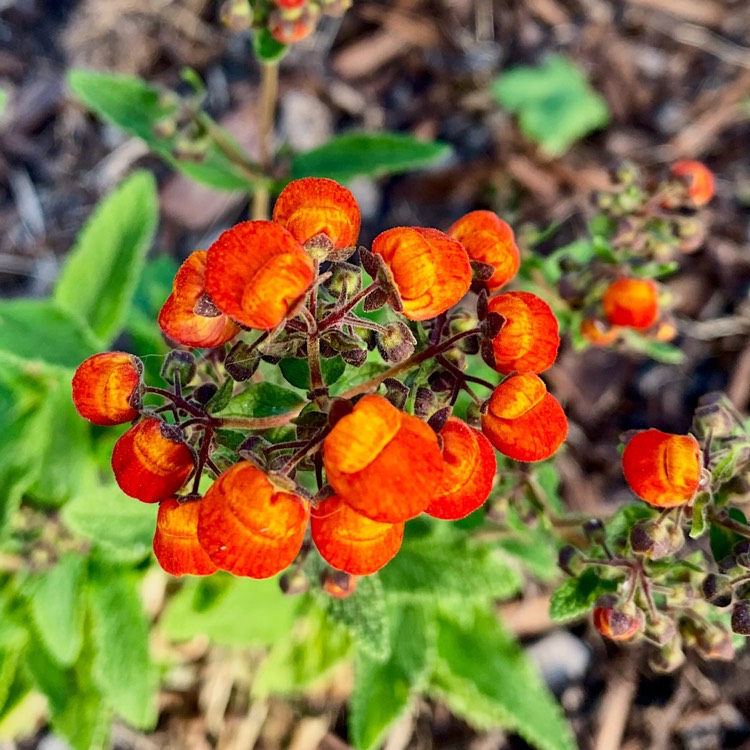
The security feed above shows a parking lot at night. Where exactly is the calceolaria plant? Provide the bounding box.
[71,177,568,583]
[553,392,750,669]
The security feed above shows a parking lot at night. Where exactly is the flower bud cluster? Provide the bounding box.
[72,177,568,590]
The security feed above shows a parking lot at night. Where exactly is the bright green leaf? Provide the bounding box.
[161,575,299,646]
[549,568,618,623]
[87,560,157,729]
[26,554,86,667]
[279,355,346,390]
[349,604,433,750]
[61,483,157,563]
[492,55,610,157]
[430,609,576,750]
[214,381,305,418]
[252,28,288,63]
[0,90,7,116]
[291,132,451,182]
[54,171,158,344]
[619,329,686,364]
[0,622,27,714]
[68,69,253,191]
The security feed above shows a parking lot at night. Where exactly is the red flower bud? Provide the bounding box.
[311,495,404,575]
[197,462,309,578]
[323,394,444,523]
[593,606,642,641]
[153,498,218,576]
[580,317,620,347]
[622,429,702,507]
[447,210,520,292]
[205,221,315,330]
[481,373,567,462]
[602,278,659,330]
[371,227,471,321]
[72,352,143,426]
[426,417,496,520]
[112,418,195,503]
[273,177,361,250]
[486,291,560,374]
[671,160,715,207]
[158,251,241,348]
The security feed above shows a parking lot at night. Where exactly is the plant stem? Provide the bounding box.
[306,261,325,392]
[708,507,750,538]
[145,387,205,418]
[251,60,279,221]
[318,281,381,331]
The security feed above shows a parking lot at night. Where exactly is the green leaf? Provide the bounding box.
[605,503,656,550]
[379,530,522,603]
[710,508,748,562]
[215,381,305,418]
[430,609,576,750]
[68,69,253,192]
[252,28,288,63]
[205,376,235,415]
[492,55,610,157]
[349,604,433,750]
[0,299,102,371]
[291,132,451,182]
[61,483,157,563]
[0,621,27,713]
[253,605,351,697]
[532,239,594,285]
[313,568,391,662]
[619,329,686,364]
[279,355,346,390]
[161,575,299,646]
[689,492,711,539]
[25,554,86,667]
[329,361,390,396]
[0,90,6,116]
[549,568,618,623]
[87,560,157,729]
[54,171,158,344]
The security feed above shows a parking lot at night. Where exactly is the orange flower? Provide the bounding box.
[621,429,701,508]
[593,606,641,641]
[153,498,218,577]
[311,495,404,575]
[158,251,241,348]
[602,278,659,330]
[580,317,620,347]
[197,462,309,578]
[323,394,444,523]
[371,227,471,321]
[272,177,361,250]
[205,221,315,330]
[112,418,195,503]
[671,161,715,206]
[321,570,359,598]
[487,291,560,374]
[481,373,567,462]
[425,417,496,520]
[72,351,142,426]
[447,210,520,292]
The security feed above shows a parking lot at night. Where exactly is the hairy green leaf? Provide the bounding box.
[549,568,618,623]
[279,355,346,390]
[215,381,305,418]
[54,171,157,343]
[291,132,451,182]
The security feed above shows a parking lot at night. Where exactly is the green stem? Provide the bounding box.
[251,61,279,221]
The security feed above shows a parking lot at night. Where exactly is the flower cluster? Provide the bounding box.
[72,177,567,586]
[550,161,715,351]
[558,392,750,669]
[220,0,351,45]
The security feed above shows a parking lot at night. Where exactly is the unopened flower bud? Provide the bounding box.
[414,387,437,420]
[649,639,685,673]
[695,623,734,661]
[224,341,261,381]
[219,0,253,30]
[732,600,750,636]
[377,321,417,363]
[718,555,742,576]
[644,611,676,646]
[381,378,409,411]
[192,383,218,405]
[325,262,361,299]
[279,569,310,596]
[584,518,606,543]
[429,370,457,393]
[160,350,197,387]
[321,569,358,598]
[630,518,683,560]
[693,400,737,440]
[558,545,585,576]
[593,603,643,641]
[701,573,733,608]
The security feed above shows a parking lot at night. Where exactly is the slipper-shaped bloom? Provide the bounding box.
[272,177,361,250]
[112,418,195,503]
[602,278,659,330]
[323,394,444,523]
[153,498,219,576]
[622,429,701,508]
[372,227,472,321]
[481,373,567,462]
[425,417,496,520]
[72,351,142,426]
[671,161,715,207]
[447,210,520,292]
[311,495,404,575]
[158,251,241,348]
[487,291,560,374]
[197,462,309,578]
[205,221,315,330]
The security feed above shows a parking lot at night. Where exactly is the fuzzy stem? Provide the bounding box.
[251,61,279,221]
[317,281,381,331]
